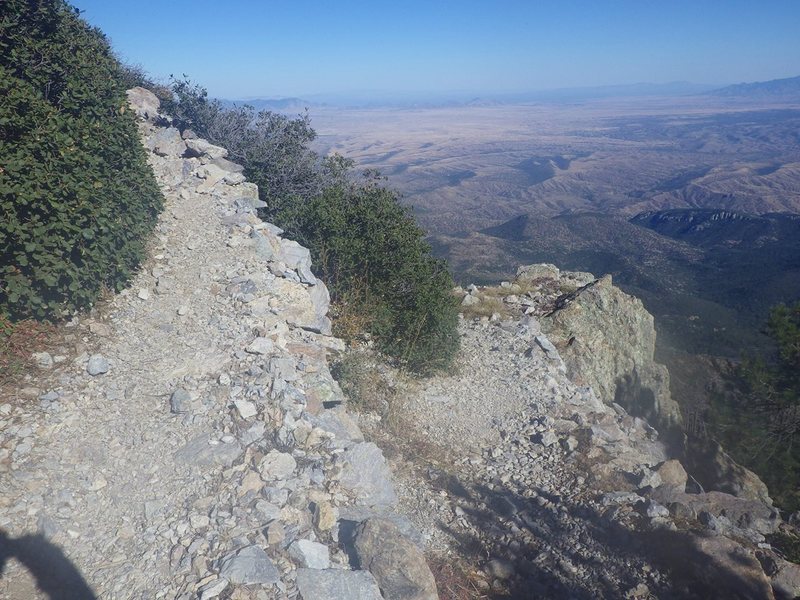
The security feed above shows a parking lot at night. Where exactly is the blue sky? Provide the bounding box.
[73,0,800,99]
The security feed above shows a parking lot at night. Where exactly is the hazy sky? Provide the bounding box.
[74,0,800,99]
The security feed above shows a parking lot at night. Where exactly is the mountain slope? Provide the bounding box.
[708,75,800,99]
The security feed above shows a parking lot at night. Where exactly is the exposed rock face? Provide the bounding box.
[541,273,684,441]
[686,438,774,505]
[126,86,160,122]
[404,266,795,597]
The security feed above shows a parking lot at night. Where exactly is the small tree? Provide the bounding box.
[711,302,800,510]
[287,169,460,373]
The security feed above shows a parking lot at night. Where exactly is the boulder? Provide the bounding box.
[253,278,331,335]
[296,568,383,600]
[461,294,480,307]
[516,263,560,282]
[338,506,426,551]
[354,518,439,600]
[184,137,229,159]
[126,86,160,122]
[279,239,316,283]
[209,156,244,173]
[651,489,780,535]
[339,443,398,508]
[218,545,279,585]
[685,438,773,505]
[150,127,186,158]
[195,163,229,192]
[259,450,297,481]
[654,459,688,493]
[289,539,331,569]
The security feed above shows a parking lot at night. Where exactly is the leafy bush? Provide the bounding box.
[166,76,322,219]
[286,172,460,372]
[0,0,163,320]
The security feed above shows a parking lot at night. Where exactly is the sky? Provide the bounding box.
[73,0,800,100]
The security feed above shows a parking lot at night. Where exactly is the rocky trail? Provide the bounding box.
[1,89,432,600]
[1,87,800,600]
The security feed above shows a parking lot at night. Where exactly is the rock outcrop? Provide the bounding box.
[395,265,796,597]
[541,271,683,440]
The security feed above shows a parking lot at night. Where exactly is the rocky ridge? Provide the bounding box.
[354,266,800,598]
[0,88,434,600]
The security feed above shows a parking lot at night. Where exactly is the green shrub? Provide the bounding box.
[0,0,163,320]
[710,302,800,511]
[286,173,460,373]
[166,76,321,217]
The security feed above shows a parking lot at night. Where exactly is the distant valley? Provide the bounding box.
[308,84,800,416]
[311,100,800,237]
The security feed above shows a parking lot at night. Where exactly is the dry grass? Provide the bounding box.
[428,553,490,600]
[0,316,58,387]
[459,296,510,320]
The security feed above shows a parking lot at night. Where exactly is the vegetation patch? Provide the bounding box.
[0,0,163,321]
[709,301,800,511]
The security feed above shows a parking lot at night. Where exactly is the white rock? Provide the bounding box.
[233,398,257,419]
[190,514,210,529]
[198,578,229,600]
[32,352,54,369]
[246,337,274,355]
[86,355,109,376]
[137,288,150,300]
[289,539,331,569]
[259,450,297,481]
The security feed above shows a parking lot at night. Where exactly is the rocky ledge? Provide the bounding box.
[386,265,797,598]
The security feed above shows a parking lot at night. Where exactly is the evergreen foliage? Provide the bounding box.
[165,79,459,372]
[710,301,800,510]
[286,169,460,373]
[0,0,163,320]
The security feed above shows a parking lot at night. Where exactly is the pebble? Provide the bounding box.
[33,352,54,369]
[86,354,109,375]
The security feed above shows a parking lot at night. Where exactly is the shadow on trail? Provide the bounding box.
[425,468,767,600]
[0,529,96,600]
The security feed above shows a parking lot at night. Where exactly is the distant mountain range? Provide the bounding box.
[221,97,320,112]
[708,75,800,99]
[220,76,800,111]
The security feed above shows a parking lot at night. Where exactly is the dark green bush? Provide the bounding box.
[286,171,460,373]
[0,0,163,320]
